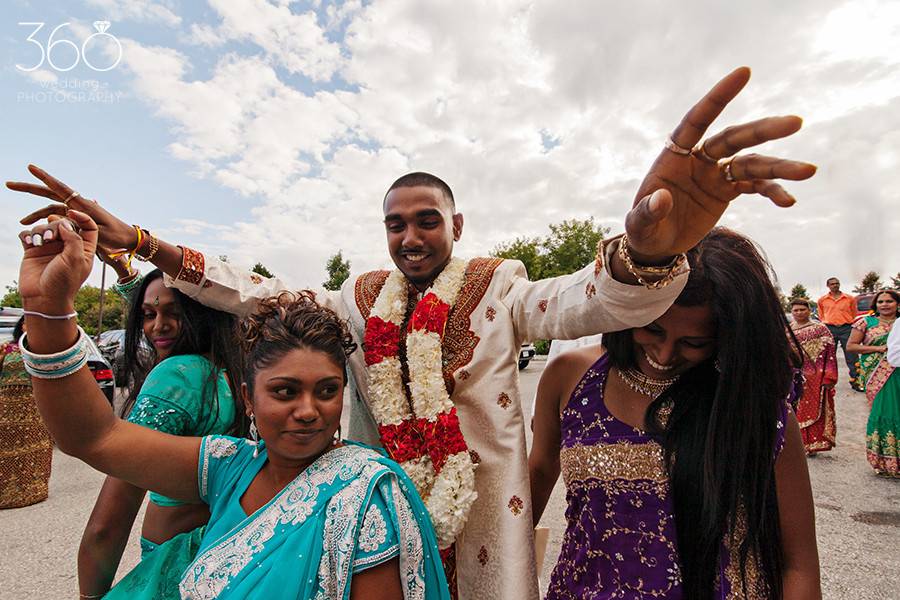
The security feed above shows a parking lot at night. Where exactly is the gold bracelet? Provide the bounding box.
[80,593,106,599]
[617,235,686,290]
[134,230,160,262]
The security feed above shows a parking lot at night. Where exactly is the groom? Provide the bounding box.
[12,67,815,600]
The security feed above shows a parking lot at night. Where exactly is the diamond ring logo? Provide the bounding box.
[16,20,123,72]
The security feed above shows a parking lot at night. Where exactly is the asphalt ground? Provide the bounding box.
[1,352,898,598]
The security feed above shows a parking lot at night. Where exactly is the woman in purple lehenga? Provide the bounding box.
[529,229,822,599]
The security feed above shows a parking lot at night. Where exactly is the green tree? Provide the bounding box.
[490,217,609,280]
[541,218,610,278]
[491,218,609,351]
[490,236,545,279]
[74,286,127,336]
[891,272,900,289]
[854,271,883,294]
[1,282,21,307]
[323,251,351,291]
[789,283,809,299]
[251,262,274,278]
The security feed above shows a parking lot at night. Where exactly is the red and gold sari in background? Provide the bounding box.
[792,322,837,454]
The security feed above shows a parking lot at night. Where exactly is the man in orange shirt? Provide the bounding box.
[817,277,861,391]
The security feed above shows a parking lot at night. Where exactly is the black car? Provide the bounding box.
[85,335,116,404]
[98,328,152,384]
[1,307,116,404]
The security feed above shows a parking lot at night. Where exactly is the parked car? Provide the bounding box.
[855,292,876,317]
[97,328,152,384]
[2,307,115,403]
[0,306,24,343]
[98,328,126,380]
[85,335,116,404]
[519,343,536,370]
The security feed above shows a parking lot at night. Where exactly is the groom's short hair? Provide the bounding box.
[385,172,455,209]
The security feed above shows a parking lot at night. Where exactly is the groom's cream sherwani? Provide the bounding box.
[168,236,688,600]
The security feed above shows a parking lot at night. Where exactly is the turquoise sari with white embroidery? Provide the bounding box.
[108,436,449,599]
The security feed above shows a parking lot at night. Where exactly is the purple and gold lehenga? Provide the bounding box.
[545,353,788,599]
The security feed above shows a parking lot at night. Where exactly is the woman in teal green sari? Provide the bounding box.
[14,211,448,600]
[848,289,900,477]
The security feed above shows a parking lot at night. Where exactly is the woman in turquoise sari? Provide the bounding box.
[848,289,900,477]
[79,268,245,599]
[15,210,449,599]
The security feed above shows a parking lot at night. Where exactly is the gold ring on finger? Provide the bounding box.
[721,157,737,183]
[664,135,691,156]
[62,191,81,206]
[691,140,717,164]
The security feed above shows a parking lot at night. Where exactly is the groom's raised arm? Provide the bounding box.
[164,246,343,318]
[503,235,688,344]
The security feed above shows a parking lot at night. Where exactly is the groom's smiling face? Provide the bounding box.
[383,185,463,288]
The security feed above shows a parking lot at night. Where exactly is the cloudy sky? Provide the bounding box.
[1,0,898,299]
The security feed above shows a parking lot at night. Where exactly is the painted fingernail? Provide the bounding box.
[23,235,33,246]
[32,234,43,246]
[43,230,54,242]
[61,220,74,231]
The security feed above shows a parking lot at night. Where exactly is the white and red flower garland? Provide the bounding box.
[363,257,477,549]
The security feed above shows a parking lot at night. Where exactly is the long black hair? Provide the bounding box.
[604,227,801,598]
[120,269,245,436]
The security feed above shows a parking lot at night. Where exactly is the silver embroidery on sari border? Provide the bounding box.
[314,467,375,599]
[390,476,426,600]
[199,437,238,500]
[358,503,389,552]
[181,444,379,599]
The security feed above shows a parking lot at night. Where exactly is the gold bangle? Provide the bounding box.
[134,230,160,262]
[617,235,686,290]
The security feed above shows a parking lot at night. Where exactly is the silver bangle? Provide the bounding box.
[20,327,90,380]
[22,309,78,320]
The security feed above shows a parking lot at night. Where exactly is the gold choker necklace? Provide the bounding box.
[618,367,680,399]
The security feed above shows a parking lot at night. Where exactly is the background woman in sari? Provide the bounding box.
[789,298,837,455]
[15,211,449,600]
[848,289,900,477]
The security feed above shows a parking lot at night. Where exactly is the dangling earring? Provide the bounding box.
[713,358,721,373]
[333,425,342,446]
[249,414,260,458]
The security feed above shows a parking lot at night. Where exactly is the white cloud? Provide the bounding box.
[108,0,900,294]
[85,0,182,26]
[187,0,343,81]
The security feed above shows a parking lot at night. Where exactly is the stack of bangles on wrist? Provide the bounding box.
[19,325,90,380]
[104,224,159,270]
[114,271,143,296]
[618,234,686,289]
[134,225,160,262]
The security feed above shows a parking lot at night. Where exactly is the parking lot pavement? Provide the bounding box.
[3,357,899,598]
